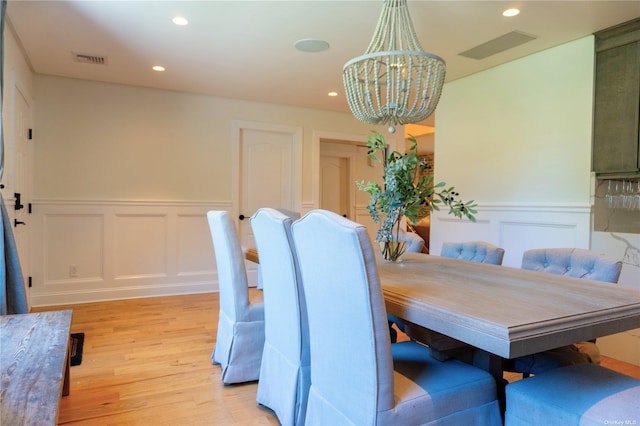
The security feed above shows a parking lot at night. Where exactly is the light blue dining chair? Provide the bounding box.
[274,208,301,220]
[254,208,301,290]
[398,240,506,358]
[398,229,425,253]
[521,247,622,282]
[440,241,505,265]
[250,208,310,425]
[505,363,640,425]
[207,210,265,384]
[292,209,502,426]
[509,247,623,376]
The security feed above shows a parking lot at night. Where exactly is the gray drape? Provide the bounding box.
[1,0,29,315]
[0,0,5,180]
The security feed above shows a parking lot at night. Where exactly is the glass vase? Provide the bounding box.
[380,240,407,262]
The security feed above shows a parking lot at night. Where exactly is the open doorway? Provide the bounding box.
[317,124,435,247]
[404,123,435,253]
[320,140,358,220]
[319,138,379,242]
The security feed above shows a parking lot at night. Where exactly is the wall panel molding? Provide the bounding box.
[29,200,252,306]
[430,202,592,268]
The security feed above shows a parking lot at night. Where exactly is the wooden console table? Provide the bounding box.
[1,310,73,425]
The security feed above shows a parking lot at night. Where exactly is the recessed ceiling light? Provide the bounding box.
[503,8,520,17]
[294,39,330,53]
[328,92,338,97]
[152,65,166,72]
[172,16,189,26]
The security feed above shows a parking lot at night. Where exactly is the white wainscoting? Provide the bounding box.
[29,200,593,305]
[430,203,593,268]
[29,200,257,306]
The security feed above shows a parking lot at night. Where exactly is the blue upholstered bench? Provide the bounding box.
[505,363,640,425]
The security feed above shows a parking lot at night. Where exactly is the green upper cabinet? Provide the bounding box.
[593,18,640,177]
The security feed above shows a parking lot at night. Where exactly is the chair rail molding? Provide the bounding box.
[28,199,256,306]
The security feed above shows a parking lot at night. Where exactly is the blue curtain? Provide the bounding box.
[1,0,29,315]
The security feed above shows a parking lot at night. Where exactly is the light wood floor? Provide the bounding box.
[33,292,640,425]
[34,292,279,425]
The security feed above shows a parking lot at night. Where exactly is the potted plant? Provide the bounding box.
[357,130,477,261]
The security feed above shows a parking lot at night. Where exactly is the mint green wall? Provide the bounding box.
[435,36,595,205]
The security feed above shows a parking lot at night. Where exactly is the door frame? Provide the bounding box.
[3,71,34,308]
[232,120,303,217]
[231,120,302,286]
[319,147,356,220]
[312,131,366,211]
[312,130,402,211]
[231,119,302,234]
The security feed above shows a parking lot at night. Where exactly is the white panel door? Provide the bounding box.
[238,126,299,251]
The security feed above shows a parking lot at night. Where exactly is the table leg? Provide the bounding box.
[63,338,71,397]
[473,350,506,418]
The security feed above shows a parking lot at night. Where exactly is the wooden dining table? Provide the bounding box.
[246,245,640,413]
[378,252,640,362]
[378,252,640,410]
[247,247,640,359]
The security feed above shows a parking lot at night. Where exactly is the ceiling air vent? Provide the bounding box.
[72,52,107,65]
[458,31,538,60]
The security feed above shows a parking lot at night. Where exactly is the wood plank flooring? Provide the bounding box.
[33,292,278,425]
[32,292,640,425]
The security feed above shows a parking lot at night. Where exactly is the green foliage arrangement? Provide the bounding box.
[357,130,477,260]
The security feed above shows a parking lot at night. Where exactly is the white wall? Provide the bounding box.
[34,75,380,204]
[436,36,594,206]
[0,14,395,306]
[431,36,596,264]
[28,71,394,305]
[432,36,639,365]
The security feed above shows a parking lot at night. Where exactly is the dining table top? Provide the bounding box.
[377,252,640,360]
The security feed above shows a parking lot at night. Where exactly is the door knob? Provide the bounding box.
[239,214,246,220]
[14,219,26,227]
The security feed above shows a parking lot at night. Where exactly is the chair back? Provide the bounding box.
[251,208,310,425]
[398,229,424,253]
[441,241,505,265]
[292,210,393,425]
[521,248,622,283]
[274,208,301,220]
[207,210,250,321]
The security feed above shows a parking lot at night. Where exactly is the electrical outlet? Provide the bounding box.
[69,264,78,278]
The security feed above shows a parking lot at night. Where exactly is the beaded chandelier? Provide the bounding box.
[343,0,446,133]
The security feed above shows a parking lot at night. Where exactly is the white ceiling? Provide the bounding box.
[6,1,640,127]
